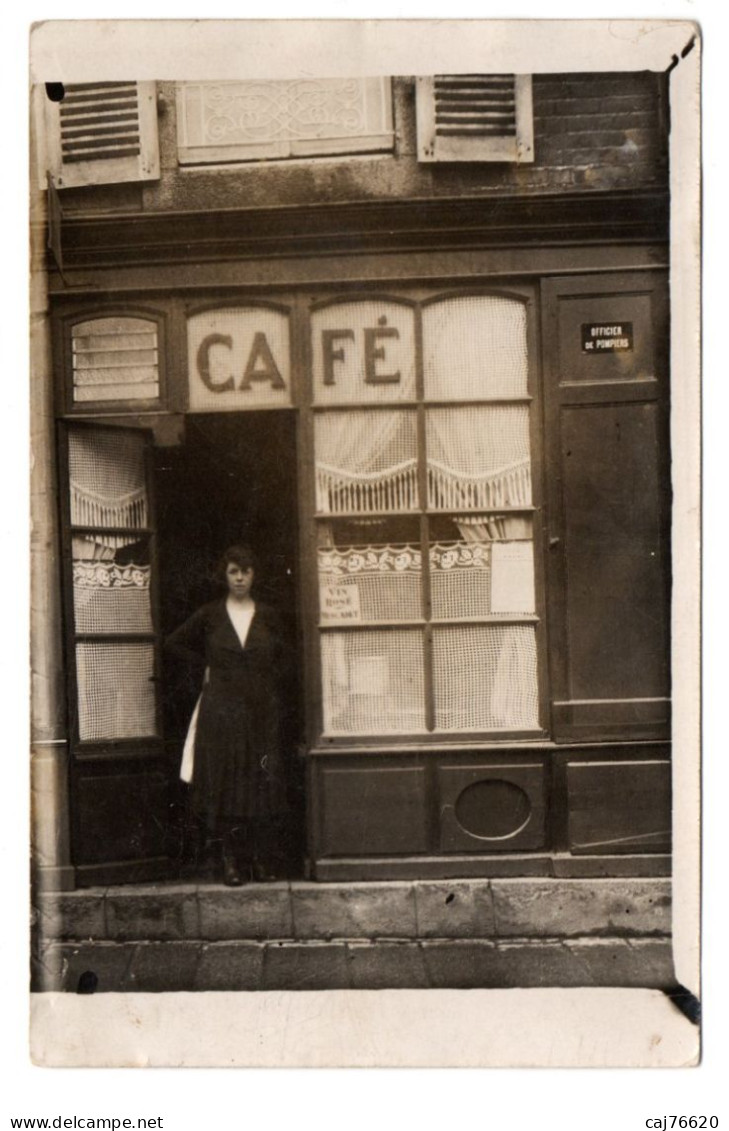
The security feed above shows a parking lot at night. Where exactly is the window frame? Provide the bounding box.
[303,283,549,748]
[57,421,164,754]
[59,307,169,417]
[175,78,395,166]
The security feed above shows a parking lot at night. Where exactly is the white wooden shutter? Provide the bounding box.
[46,81,160,188]
[176,79,394,164]
[416,75,534,163]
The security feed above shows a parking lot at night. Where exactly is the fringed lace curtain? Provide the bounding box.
[69,428,148,529]
[315,410,418,514]
[426,405,532,511]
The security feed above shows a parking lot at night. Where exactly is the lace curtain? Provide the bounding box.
[426,405,532,511]
[69,428,148,529]
[315,410,418,514]
[311,293,539,735]
[422,295,528,400]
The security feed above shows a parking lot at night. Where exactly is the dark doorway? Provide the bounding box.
[154,411,304,879]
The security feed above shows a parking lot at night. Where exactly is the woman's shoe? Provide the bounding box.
[252,860,277,883]
[222,849,245,887]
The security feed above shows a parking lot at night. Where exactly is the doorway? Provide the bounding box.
[154,411,304,878]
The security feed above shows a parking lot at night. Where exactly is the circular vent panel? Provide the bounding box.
[454,779,532,840]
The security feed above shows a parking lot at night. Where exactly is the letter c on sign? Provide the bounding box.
[197,333,235,392]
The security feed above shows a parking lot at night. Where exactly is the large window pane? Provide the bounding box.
[315,410,418,514]
[426,406,531,510]
[73,556,152,635]
[319,543,422,624]
[312,301,416,405]
[432,624,539,730]
[430,519,535,619]
[321,630,426,734]
[423,295,528,400]
[76,642,157,740]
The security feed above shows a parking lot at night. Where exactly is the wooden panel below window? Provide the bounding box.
[566,760,671,854]
[439,763,546,852]
[319,765,428,856]
[75,764,169,867]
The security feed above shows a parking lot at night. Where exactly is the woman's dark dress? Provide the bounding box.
[166,600,287,830]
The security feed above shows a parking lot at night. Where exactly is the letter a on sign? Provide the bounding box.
[187,308,292,412]
[240,332,286,391]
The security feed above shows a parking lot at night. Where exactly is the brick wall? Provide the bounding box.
[55,72,668,217]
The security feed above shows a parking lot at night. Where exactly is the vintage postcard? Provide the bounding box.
[26,17,700,1069]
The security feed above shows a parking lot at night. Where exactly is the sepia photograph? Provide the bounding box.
[25,17,701,1070]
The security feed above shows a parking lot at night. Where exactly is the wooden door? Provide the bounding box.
[541,271,671,743]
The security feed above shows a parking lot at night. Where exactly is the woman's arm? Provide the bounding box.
[164,604,209,664]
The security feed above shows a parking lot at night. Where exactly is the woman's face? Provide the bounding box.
[225,562,254,599]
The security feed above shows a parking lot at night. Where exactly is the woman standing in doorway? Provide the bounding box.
[165,545,289,885]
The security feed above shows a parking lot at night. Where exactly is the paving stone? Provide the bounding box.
[491,878,671,938]
[625,939,677,987]
[291,882,417,940]
[347,942,429,989]
[125,942,201,992]
[421,941,501,988]
[198,884,293,940]
[493,941,587,987]
[564,937,674,987]
[36,891,106,943]
[43,942,135,993]
[105,885,200,941]
[414,881,495,938]
[194,943,265,991]
[263,942,350,990]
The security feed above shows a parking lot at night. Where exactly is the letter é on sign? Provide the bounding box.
[240,332,286,391]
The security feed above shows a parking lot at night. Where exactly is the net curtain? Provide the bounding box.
[315,410,418,514]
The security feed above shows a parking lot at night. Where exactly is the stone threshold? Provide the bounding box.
[35,876,672,945]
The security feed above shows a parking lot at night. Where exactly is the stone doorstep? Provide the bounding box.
[35,877,672,945]
[34,936,676,993]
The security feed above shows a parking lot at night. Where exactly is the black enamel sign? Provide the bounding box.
[581,322,634,352]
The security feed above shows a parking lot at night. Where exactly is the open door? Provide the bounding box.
[154,411,304,879]
[59,422,171,886]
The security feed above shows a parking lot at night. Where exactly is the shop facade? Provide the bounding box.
[31,71,674,989]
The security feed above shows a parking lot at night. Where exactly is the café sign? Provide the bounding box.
[187,308,292,411]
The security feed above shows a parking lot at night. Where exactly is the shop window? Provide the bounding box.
[416,75,534,163]
[70,316,160,405]
[46,82,160,189]
[176,79,394,165]
[312,294,540,738]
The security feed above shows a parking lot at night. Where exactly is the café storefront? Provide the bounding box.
[50,241,671,888]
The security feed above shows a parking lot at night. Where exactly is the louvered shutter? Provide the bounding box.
[46,81,160,188]
[416,75,534,163]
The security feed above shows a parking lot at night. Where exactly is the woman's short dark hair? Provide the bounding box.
[216,544,256,582]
